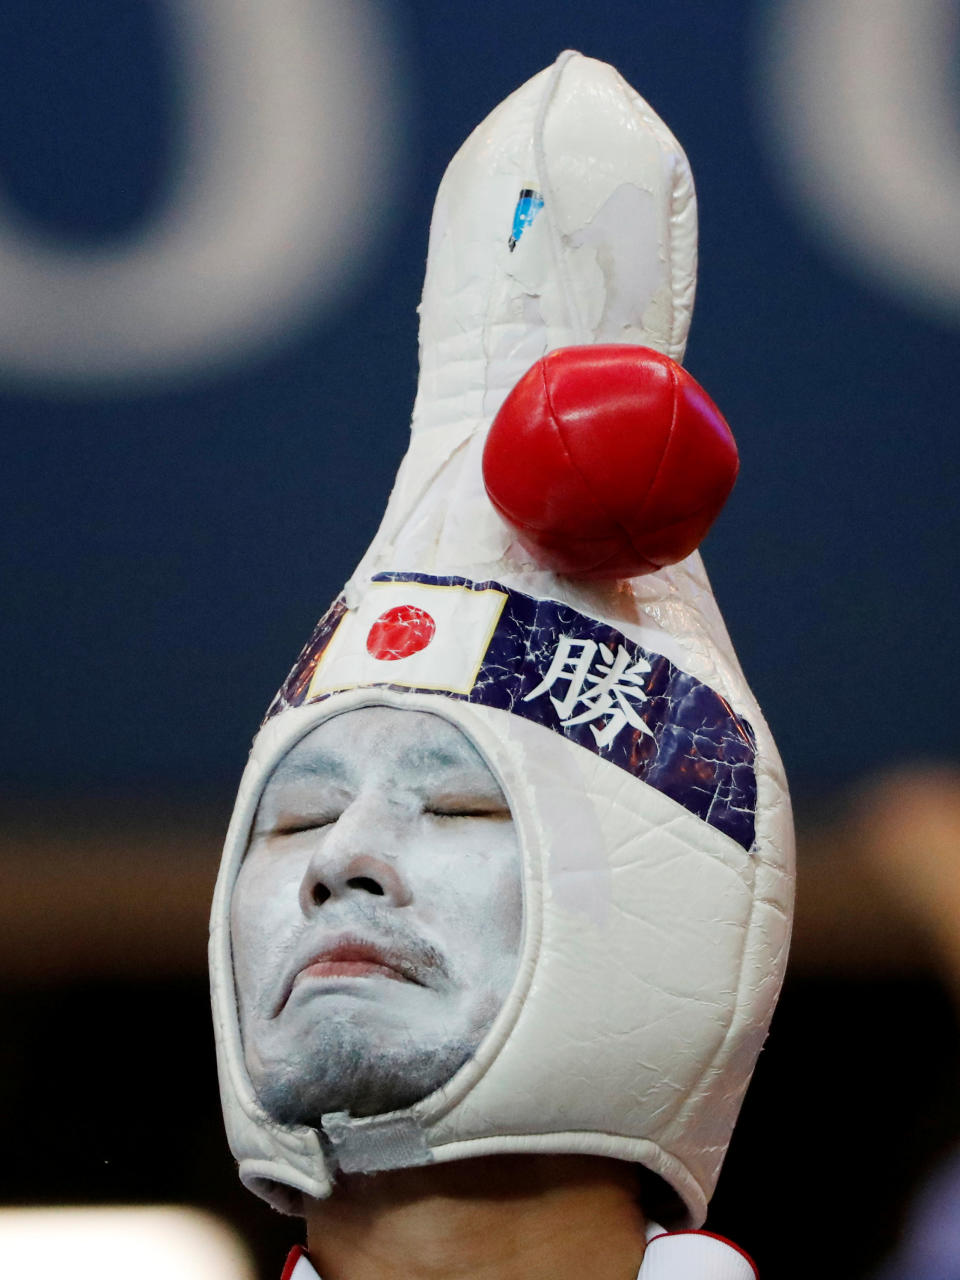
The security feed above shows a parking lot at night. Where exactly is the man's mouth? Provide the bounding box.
[273,936,431,1015]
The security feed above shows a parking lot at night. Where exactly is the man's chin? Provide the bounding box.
[250,1026,474,1124]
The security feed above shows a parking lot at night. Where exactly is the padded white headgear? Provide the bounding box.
[210,51,794,1229]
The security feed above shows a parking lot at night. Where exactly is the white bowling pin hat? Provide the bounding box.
[209,50,794,1229]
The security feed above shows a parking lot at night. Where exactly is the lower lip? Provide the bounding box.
[296,959,409,984]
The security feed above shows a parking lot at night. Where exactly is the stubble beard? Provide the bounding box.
[251,1007,477,1123]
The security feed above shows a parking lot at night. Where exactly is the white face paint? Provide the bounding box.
[231,706,523,1123]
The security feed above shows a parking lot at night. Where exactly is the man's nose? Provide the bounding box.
[298,798,413,914]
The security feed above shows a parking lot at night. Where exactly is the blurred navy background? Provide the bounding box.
[3,0,957,803]
[2,3,960,1277]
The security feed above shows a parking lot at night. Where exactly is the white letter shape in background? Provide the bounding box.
[757,0,960,324]
[0,0,404,387]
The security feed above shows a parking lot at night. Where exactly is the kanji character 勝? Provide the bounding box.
[523,636,654,748]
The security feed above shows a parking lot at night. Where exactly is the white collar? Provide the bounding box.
[281,1247,319,1280]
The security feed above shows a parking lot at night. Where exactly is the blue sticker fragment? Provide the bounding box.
[508,188,544,251]
[266,573,758,852]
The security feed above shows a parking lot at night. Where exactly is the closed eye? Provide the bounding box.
[273,817,337,836]
[424,806,511,819]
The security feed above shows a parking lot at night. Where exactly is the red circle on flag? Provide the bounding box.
[366,605,436,661]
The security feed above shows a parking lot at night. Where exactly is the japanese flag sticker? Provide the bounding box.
[307,580,507,699]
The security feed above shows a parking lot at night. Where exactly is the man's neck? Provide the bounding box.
[303,1154,648,1280]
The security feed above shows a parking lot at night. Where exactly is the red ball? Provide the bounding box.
[482,345,739,580]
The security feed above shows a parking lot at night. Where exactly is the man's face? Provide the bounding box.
[231,706,523,1123]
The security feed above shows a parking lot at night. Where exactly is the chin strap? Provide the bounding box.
[282,1230,759,1280]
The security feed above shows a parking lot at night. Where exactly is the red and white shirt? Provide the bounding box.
[280,1229,758,1279]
